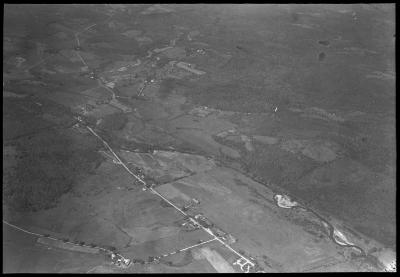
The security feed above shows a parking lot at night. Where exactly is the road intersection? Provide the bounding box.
[84,121,257,272]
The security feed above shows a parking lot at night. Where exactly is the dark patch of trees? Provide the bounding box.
[318,40,330,46]
[318,52,326,61]
[3,130,101,212]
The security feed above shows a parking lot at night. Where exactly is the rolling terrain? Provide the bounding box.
[3,4,395,273]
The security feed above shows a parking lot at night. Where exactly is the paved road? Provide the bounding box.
[84,123,256,272]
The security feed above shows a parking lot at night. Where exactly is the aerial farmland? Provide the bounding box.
[3,4,395,273]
